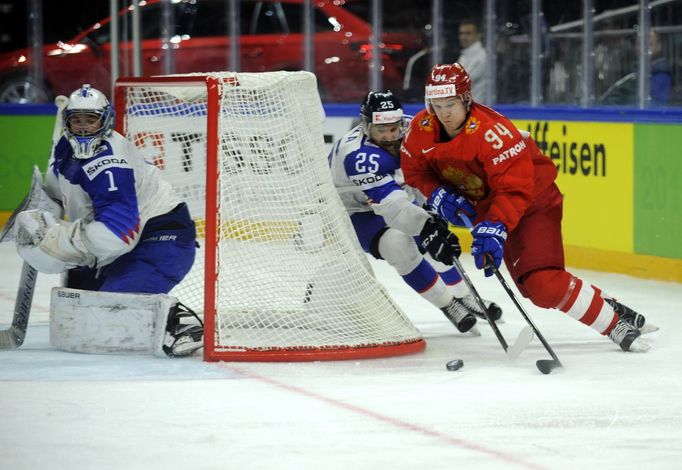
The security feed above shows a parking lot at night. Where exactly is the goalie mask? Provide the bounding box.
[360,90,406,156]
[63,84,114,159]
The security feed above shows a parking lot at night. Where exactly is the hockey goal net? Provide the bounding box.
[114,71,425,361]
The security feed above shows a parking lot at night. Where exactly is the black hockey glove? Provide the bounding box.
[419,216,461,265]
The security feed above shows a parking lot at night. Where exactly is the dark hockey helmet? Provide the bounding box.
[359,90,406,143]
[360,90,404,126]
[424,63,472,113]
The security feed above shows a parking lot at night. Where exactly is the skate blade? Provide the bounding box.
[639,323,659,335]
[467,325,482,337]
[475,315,505,324]
[628,337,651,353]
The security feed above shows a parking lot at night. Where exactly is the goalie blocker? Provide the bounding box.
[50,288,203,357]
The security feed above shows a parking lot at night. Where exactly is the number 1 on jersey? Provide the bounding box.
[105,170,119,192]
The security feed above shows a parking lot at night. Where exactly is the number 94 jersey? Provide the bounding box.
[329,124,418,214]
[400,104,558,231]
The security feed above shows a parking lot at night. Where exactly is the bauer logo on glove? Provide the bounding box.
[427,186,476,227]
[471,221,507,277]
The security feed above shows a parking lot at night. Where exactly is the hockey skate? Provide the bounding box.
[441,297,478,333]
[162,302,204,357]
[457,294,503,322]
[605,298,659,335]
[608,318,650,352]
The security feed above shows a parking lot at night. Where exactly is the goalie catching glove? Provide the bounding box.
[419,216,461,265]
[14,209,81,274]
[1,165,63,243]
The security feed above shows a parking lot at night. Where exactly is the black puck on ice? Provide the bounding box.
[446,359,464,371]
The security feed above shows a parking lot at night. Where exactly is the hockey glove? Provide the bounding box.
[14,209,60,247]
[471,221,507,277]
[427,186,476,227]
[419,216,461,265]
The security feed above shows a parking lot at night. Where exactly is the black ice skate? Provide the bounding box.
[608,318,650,352]
[441,297,478,333]
[605,298,658,334]
[162,302,204,357]
[457,294,503,322]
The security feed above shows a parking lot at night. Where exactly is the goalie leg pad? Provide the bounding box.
[49,287,202,357]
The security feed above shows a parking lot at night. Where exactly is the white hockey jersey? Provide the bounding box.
[328,124,429,236]
[43,131,180,268]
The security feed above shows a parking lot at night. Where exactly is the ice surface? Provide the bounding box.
[1,242,680,470]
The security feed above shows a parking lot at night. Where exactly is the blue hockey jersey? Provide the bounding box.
[43,131,180,268]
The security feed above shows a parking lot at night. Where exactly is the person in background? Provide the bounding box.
[649,30,672,105]
[495,21,529,104]
[400,63,658,352]
[599,30,671,106]
[457,19,488,102]
[329,90,503,334]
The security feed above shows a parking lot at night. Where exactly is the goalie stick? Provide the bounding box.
[0,167,43,349]
[0,94,67,244]
[460,214,563,374]
[0,262,37,349]
[0,95,68,349]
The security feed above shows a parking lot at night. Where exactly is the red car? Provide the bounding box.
[0,0,421,103]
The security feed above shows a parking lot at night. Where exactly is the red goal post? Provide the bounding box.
[114,71,425,362]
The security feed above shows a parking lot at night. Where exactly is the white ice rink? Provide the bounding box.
[1,241,681,470]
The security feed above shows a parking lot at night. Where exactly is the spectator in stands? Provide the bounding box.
[495,21,529,104]
[599,30,672,106]
[403,19,489,103]
[457,19,488,103]
[649,30,672,105]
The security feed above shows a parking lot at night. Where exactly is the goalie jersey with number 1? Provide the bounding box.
[9,85,203,357]
[17,84,197,295]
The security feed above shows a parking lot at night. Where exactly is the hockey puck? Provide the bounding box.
[446,359,464,371]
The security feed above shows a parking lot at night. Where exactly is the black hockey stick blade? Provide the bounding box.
[536,359,563,375]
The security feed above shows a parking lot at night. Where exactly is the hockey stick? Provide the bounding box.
[451,255,534,360]
[0,174,44,348]
[0,95,67,243]
[460,214,563,374]
[0,95,68,348]
[0,262,38,348]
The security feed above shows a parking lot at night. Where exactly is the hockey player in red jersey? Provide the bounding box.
[400,63,656,352]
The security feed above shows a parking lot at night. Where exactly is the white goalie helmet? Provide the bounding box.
[63,84,114,159]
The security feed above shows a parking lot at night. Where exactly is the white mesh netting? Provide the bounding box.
[117,71,424,360]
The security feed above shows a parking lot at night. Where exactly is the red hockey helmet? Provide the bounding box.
[424,63,472,113]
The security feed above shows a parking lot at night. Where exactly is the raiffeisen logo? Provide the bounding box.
[524,121,607,177]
